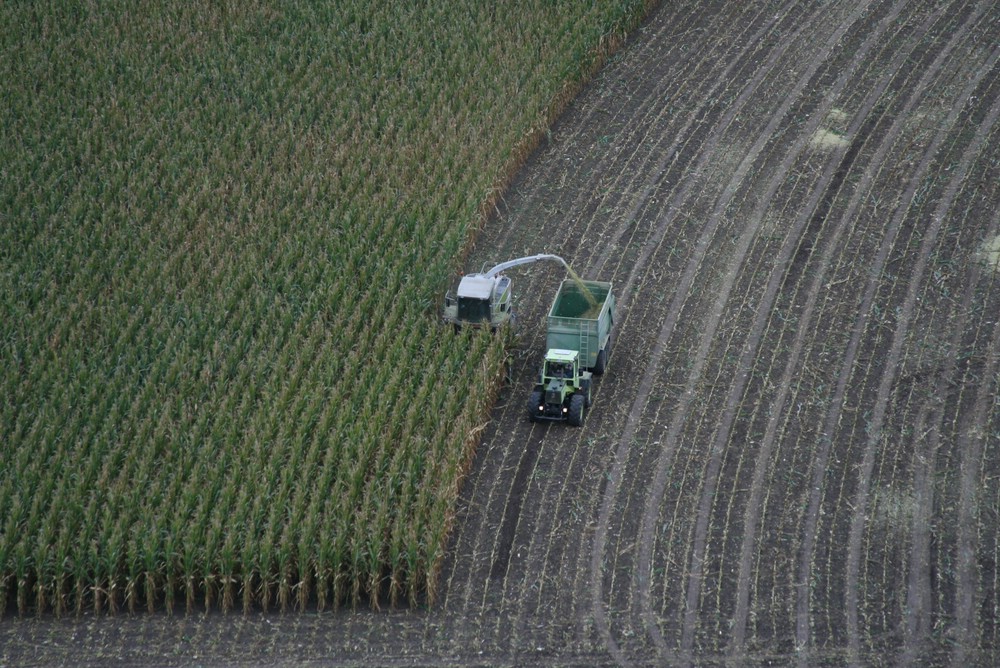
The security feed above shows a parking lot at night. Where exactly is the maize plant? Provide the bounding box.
[0,0,649,614]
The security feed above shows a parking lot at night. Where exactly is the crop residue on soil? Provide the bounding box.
[826,108,849,124]
[977,234,1000,272]
[810,127,849,149]
[809,108,850,150]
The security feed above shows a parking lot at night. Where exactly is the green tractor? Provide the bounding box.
[528,349,592,427]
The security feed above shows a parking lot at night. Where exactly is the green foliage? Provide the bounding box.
[0,0,648,613]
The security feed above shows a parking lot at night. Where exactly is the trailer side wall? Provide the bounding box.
[546,280,615,369]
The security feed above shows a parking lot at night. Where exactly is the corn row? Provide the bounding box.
[0,0,648,614]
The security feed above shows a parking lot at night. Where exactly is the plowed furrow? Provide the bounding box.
[617,0,881,657]
[588,1,839,658]
[790,3,995,657]
[950,200,1000,665]
[713,0,944,654]
[841,43,1000,663]
[500,0,766,639]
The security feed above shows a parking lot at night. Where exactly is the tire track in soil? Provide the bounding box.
[951,211,1000,667]
[455,346,557,646]
[492,0,788,652]
[624,9,836,656]
[666,2,882,655]
[628,0,988,656]
[900,400,936,663]
[480,0,721,280]
[447,92,660,648]
[436,0,692,624]
[445,45,673,640]
[723,0,959,654]
[440,52,625,627]
[488,427,545,582]
[598,1,810,317]
[501,1,785,653]
[597,0,877,658]
[812,20,976,652]
[732,2,988,644]
[478,0,788,656]
[840,21,1000,654]
[587,1,775,281]
[720,0,934,654]
[467,2,727,652]
[597,12,826,636]
[790,3,994,659]
[587,1,830,660]
[439,274,564,649]
[546,6,786,654]
[496,2,752,646]
[900,75,1000,665]
[444,0,725,620]
[901,173,1000,665]
[841,42,1000,665]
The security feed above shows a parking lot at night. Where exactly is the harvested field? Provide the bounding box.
[4,0,1000,665]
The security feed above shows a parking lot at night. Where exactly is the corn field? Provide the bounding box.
[0,0,649,615]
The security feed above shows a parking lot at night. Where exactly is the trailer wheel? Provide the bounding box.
[594,338,610,375]
[528,390,543,422]
[568,393,585,427]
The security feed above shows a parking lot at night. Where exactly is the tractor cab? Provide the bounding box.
[529,349,592,426]
[543,350,578,381]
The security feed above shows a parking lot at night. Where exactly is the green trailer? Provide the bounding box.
[546,279,615,374]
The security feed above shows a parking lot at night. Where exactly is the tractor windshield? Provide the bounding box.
[545,361,573,378]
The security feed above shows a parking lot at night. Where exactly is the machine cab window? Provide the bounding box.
[545,360,573,379]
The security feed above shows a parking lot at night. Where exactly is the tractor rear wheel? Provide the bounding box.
[528,390,543,422]
[568,393,585,427]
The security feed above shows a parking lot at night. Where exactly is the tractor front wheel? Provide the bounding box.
[528,390,543,422]
[568,393,586,427]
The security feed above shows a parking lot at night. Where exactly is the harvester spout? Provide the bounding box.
[483,254,570,278]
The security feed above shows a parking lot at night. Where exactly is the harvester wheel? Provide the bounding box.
[528,390,543,422]
[568,393,585,427]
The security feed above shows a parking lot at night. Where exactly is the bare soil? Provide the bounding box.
[5,0,1000,665]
